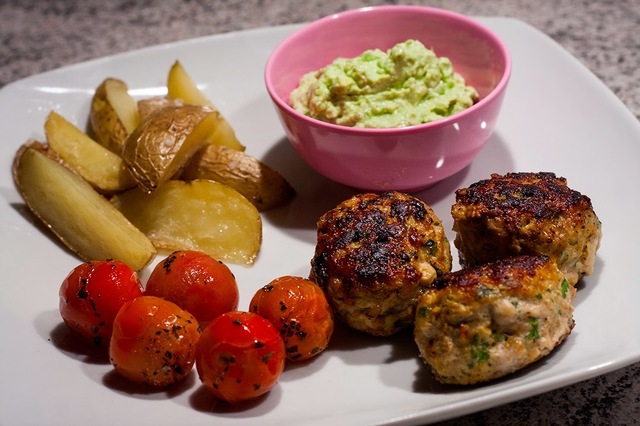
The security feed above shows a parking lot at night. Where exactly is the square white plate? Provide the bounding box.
[1,17,639,426]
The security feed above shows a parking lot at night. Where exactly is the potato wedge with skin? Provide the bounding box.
[167,60,245,151]
[204,112,246,152]
[12,143,157,271]
[111,179,262,266]
[90,78,140,155]
[167,60,213,108]
[181,145,295,211]
[137,96,184,121]
[45,111,136,194]
[122,104,214,193]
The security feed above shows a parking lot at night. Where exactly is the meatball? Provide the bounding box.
[310,192,451,336]
[451,172,602,286]
[414,255,574,385]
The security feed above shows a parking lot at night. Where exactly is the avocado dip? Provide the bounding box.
[289,40,479,128]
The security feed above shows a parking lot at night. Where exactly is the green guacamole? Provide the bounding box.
[290,40,479,128]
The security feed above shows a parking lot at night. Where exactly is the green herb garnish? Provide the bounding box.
[526,317,540,340]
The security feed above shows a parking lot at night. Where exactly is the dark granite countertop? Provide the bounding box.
[2,1,639,425]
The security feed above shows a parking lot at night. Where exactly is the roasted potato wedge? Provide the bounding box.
[90,78,140,155]
[111,179,262,265]
[167,60,245,151]
[137,96,184,121]
[167,60,213,108]
[122,104,215,193]
[45,111,136,194]
[13,142,157,271]
[202,111,246,152]
[181,145,295,211]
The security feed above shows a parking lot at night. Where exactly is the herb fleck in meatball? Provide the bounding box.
[414,255,574,385]
[310,192,451,336]
[451,172,602,286]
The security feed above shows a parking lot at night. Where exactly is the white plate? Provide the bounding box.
[1,17,639,426]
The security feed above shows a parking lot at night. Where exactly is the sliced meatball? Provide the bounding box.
[310,192,452,336]
[451,172,602,286]
[414,255,574,385]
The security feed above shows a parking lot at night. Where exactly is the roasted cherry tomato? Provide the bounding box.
[195,311,286,403]
[109,295,201,386]
[250,276,334,361]
[145,250,239,326]
[59,260,143,348]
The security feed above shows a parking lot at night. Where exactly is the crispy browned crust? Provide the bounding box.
[310,191,451,336]
[452,172,601,285]
[454,172,590,225]
[432,254,560,298]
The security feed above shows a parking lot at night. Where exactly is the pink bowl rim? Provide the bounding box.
[264,5,512,136]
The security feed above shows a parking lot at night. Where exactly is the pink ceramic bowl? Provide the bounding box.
[264,5,511,192]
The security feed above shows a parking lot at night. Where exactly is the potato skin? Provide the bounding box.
[122,105,211,193]
[12,142,157,271]
[90,78,139,155]
[166,60,245,151]
[181,145,295,211]
[137,96,184,121]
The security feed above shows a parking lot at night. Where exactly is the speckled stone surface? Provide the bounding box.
[2,0,639,121]
[1,0,639,425]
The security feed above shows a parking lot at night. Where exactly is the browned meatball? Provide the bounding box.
[414,255,574,385]
[451,172,602,286]
[310,192,452,336]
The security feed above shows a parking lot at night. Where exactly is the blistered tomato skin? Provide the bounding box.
[195,311,286,403]
[109,295,201,387]
[145,250,239,326]
[250,276,334,361]
[58,260,143,348]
